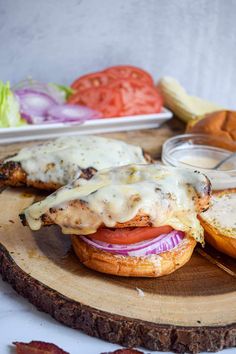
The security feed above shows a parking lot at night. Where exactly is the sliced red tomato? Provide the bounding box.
[104,65,154,85]
[71,72,109,92]
[68,67,162,118]
[88,226,173,245]
[108,79,163,115]
[68,86,122,118]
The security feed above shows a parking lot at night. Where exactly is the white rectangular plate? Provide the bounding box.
[0,108,172,144]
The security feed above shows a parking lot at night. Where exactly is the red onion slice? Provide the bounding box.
[14,79,101,124]
[13,79,65,104]
[14,89,58,124]
[80,230,185,257]
[46,104,101,123]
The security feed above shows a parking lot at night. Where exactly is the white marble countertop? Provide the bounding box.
[0,277,234,354]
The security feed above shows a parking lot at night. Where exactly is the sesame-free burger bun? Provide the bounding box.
[188,110,236,151]
[199,189,236,259]
[200,220,236,259]
[71,234,196,277]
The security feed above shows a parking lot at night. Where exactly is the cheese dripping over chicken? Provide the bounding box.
[8,136,147,185]
[23,164,211,243]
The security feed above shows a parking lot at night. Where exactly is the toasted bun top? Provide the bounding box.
[188,111,236,151]
[200,189,236,239]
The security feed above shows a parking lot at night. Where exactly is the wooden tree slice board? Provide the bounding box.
[0,123,236,353]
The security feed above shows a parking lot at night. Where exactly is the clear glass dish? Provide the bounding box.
[162,134,236,190]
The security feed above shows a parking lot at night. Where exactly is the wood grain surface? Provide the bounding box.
[0,119,236,353]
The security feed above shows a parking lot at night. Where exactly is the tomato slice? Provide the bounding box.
[104,65,154,85]
[71,72,109,92]
[88,226,173,245]
[71,66,154,92]
[108,79,163,115]
[68,68,162,118]
[68,87,122,118]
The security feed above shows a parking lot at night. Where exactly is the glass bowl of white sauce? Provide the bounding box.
[162,134,236,190]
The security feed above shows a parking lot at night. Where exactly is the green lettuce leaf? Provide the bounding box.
[0,81,26,127]
[51,83,74,100]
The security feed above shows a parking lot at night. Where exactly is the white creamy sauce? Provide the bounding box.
[201,192,236,238]
[180,155,222,169]
[170,148,236,190]
[173,147,234,170]
[8,136,147,185]
[24,164,208,242]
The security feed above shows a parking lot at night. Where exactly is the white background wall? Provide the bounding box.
[1,0,236,108]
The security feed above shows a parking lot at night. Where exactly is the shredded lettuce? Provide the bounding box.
[0,81,26,127]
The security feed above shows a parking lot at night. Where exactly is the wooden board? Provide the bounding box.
[0,119,236,353]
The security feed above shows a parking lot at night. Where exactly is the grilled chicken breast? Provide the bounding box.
[0,136,152,190]
[21,164,211,243]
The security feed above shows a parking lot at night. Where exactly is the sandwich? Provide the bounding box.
[199,189,236,258]
[0,136,152,190]
[21,164,211,277]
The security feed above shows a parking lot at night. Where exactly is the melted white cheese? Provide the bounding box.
[8,136,147,184]
[201,192,236,238]
[24,164,208,242]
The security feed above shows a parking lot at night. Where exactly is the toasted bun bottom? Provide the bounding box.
[199,217,236,259]
[71,235,196,277]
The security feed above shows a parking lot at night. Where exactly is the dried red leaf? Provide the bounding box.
[101,349,144,354]
[13,341,69,354]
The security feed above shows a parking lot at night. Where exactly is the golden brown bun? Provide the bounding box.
[71,235,196,277]
[199,189,236,259]
[187,110,236,152]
